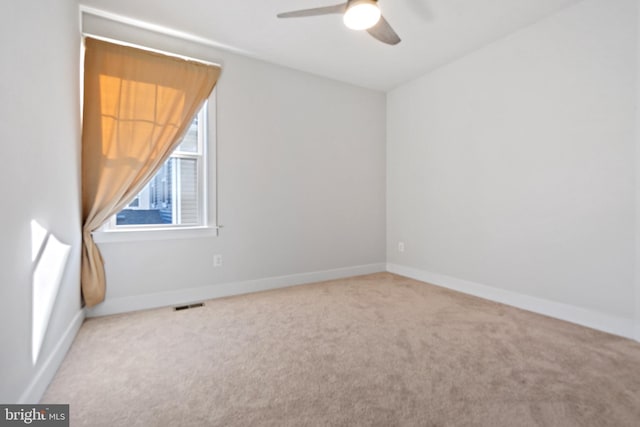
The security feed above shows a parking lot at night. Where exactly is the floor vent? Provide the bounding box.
[174,302,205,311]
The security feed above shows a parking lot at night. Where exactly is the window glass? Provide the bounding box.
[111,105,206,228]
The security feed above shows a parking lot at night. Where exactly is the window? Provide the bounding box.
[97,101,214,239]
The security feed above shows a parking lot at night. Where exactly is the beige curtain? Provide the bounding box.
[81,38,221,307]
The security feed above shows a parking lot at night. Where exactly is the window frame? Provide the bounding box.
[92,93,218,243]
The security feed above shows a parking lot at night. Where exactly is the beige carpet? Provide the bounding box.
[43,273,640,426]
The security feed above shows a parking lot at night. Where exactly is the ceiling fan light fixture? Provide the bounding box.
[343,0,381,31]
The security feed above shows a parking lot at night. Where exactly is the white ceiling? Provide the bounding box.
[80,0,583,91]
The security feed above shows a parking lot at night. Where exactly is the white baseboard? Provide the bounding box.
[19,309,85,403]
[87,263,387,317]
[387,263,636,341]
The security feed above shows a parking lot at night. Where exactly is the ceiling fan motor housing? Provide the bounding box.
[344,0,381,30]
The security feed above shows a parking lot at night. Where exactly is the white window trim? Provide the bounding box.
[92,94,219,243]
[93,226,220,243]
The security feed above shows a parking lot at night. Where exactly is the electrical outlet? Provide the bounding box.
[213,254,223,267]
[398,242,405,252]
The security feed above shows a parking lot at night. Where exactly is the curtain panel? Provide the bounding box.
[81,38,221,307]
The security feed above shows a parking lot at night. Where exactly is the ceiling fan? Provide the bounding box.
[277,0,401,45]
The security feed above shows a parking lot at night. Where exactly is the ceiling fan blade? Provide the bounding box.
[367,16,401,45]
[277,3,347,19]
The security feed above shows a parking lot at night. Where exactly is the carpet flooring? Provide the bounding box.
[42,273,640,426]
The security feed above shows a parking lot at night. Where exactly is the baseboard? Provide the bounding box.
[387,263,636,340]
[19,309,85,404]
[87,263,387,317]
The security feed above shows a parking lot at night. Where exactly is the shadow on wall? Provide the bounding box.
[30,220,70,365]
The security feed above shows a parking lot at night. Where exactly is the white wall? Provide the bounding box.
[0,0,83,403]
[636,0,640,342]
[83,14,387,312]
[387,0,637,332]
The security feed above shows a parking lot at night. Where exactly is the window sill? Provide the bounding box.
[92,226,220,243]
